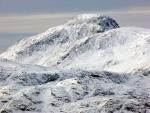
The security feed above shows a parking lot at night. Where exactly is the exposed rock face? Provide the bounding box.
[0,14,150,113]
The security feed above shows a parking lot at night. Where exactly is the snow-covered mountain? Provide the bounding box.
[0,14,119,68]
[0,14,150,113]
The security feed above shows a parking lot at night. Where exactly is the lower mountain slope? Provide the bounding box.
[0,58,150,113]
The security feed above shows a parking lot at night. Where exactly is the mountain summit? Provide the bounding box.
[0,14,150,113]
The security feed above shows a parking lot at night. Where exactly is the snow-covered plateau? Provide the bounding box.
[0,14,150,113]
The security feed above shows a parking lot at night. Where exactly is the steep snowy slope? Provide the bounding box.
[57,27,150,73]
[1,27,150,73]
[0,14,150,113]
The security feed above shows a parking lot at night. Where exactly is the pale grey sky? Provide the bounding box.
[0,10,150,33]
[0,0,150,33]
[0,0,150,53]
[0,0,150,14]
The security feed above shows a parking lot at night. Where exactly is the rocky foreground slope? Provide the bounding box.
[0,14,150,113]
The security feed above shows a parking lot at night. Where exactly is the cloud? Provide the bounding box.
[0,13,74,33]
